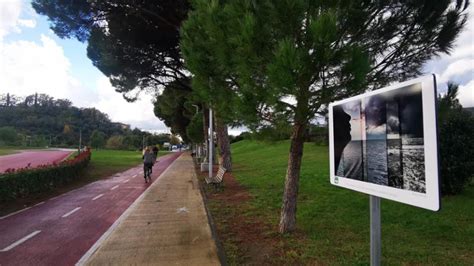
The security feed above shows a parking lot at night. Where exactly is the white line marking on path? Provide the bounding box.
[92,194,104,201]
[123,179,129,183]
[76,154,182,266]
[62,207,81,218]
[132,174,137,178]
[111,185,119,190]
[34,201,45,207]
[0,207,31,220]
[1,230,41,252]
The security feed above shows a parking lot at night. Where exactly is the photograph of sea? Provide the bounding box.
[333,83,426,193]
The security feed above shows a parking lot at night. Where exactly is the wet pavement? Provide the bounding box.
[0,153,181,265]
[82,153,220,266]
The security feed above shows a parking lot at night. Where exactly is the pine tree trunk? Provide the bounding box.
[279,122,306,233]
[215,116,232,171]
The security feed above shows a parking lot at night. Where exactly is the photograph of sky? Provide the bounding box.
[333,83,427,193]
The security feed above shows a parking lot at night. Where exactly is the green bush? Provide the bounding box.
[307,125,328,145]
[439,110,474,195]
[253,125,292,141]
[106,135,126,149]
[0,126,19,146]
[0,150,91,202]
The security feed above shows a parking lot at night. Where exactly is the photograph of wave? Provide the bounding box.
[333,83,426,193]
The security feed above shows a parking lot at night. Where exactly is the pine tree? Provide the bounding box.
[181,0,470,233]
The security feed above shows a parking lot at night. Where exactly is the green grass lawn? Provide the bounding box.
[228,140,473,265]
[0,147,20,156]
[81,149,170,180]
[84,149,143,179]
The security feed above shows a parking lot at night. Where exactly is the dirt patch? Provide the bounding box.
[195,160,309,265]
[207,172,252,203]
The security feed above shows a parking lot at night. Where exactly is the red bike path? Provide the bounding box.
[0,152,181,266]
[0,150,73,173]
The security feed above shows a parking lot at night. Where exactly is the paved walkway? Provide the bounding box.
[0,153,180,265]
[80,153,220,265]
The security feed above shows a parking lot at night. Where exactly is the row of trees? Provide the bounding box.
[0,93,127,146]
[33,0,470,233]
[0,93,175,150]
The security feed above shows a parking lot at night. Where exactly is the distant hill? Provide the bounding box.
[464,107,474,115]
[0,93,130,146]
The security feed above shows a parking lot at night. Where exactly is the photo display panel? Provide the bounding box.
[329,75,440,211]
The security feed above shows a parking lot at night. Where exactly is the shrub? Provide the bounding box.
[253,126,292,141]
[0,149,91,202]
[439,110,474,195]
[106,135,126,149]
[307,125,328,145]
[0,126,19,145]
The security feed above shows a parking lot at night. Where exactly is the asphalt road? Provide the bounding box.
[0,150,73,173]
[0,152,181,265]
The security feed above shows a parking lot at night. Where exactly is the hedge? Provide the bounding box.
[0,149,91,202]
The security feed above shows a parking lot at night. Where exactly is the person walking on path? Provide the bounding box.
[152,146,159,160]
[142,147,154,183]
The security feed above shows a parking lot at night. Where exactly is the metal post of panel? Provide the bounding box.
[209,108,213,179]
[370,195,381,266]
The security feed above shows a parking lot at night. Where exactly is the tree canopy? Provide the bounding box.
[181,0,470,233]
[32,0,191,100]
[153,77,194,143]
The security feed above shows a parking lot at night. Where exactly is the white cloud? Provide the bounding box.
[0,0,36,41]
[93,77,169,132]
[439,58,474,83]
[423,4,474,107]
[0,0,22,40]
[0,34,81,100]
[18,19,36,28]
[458,80,474,108]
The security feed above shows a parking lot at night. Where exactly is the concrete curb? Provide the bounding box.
[194,157,228,266]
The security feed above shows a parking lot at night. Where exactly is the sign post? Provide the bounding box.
[370,196,381,266]
[328,75,440,265]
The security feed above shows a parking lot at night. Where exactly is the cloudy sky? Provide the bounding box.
[0,0,169,133]
[0,1,472,134]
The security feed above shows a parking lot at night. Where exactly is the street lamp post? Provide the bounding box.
[192,104,201,158]
[209,108,213,179]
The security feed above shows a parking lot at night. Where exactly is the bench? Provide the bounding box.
[205,166,227,188]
